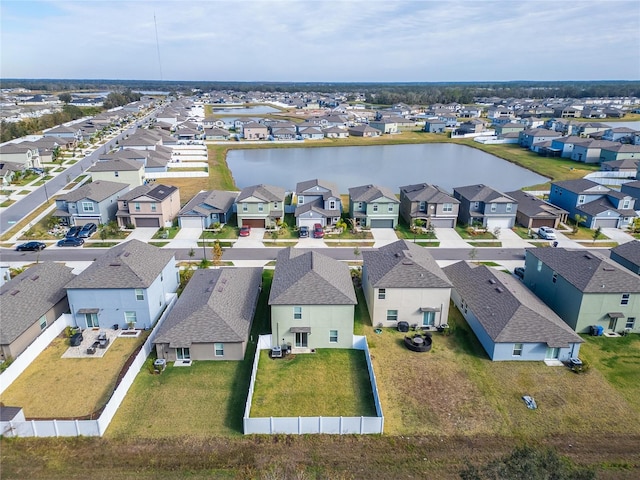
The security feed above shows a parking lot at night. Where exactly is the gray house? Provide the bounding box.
[399,183,459,228]
[269,248,357,352]
[294,179,342,228]
[443,261,583,362]
[505,190,568,229]
[0,262,75,361]
[453,184,518,229]
[236,184,286,229]
[53,180,130,227]
[348,184,400,228]
[524,248,640,334]
[423,119,446,133]
[154,267,262,362]
[178,190,239,228]
[518,128,562,149]
[610,241,640,275]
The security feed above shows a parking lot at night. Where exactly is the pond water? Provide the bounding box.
[211,105,280,115]
[227,143,548,193]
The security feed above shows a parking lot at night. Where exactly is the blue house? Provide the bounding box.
[424,120,446,133]
[453,184,518,229]
[443,261,583,362]
[177,190,239,228]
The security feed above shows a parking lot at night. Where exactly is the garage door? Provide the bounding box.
[243,218,266,228]
[179,217,203,229]
[531,219,554,229]
[135,217,160,227]
[486,217,512,229]
[430,218,455,228]
[370,219,394,228]
[298,218,324,228]
[593,218,618,228]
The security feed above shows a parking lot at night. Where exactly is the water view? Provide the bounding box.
[211,105,280,115]
[227,143,548,193]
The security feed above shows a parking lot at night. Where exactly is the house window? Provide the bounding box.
[39,315,47,331]
[388,203,394,213]
[151,203,157,212]
[85,313,99,328]
[357,202,363,209]
[552,272,558,283]
[578,195,585,205]
[513,343,523,356]
[490,203,497,212]
[422,310,436,326]
[258,203,264,212]
[298,196,304,205]
[134,202,141,212]
[473,202,479,209]
[625,317,636,329]
[293,306,302,320]
[274,202,278,209]
[537,260,542,272]
[124,311,137,326]
[442,203,453,212]
[621,293,630,305]
[419,201,426,212]
[242,203,248,212]
[373,204,378,212]
[82,202,95,212]
[623,199,631,209]
[135,289,144,301]
[378,288,386,299]
[114,171,119,177]
[506,203,512,212]
[386,310,398,322]
[329,330,338,343]
[329,200,336,209]
[176,347,190,360]
[214,343,224,357]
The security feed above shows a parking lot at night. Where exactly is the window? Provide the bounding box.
[490,203,497,212]
[150,203,157,212]
[621,293,630,305]
[258,203,264,212]
[39,315,47,331]
[373,204,378,212]
[298,196,304,205]
[622,199,631,209]
[419,201,426,212]
[388,203,394,213]
[378,288,386,299]
[442,203,452,212]
[124,311,137,325]
[552,272,558,283]
[114,171,119,177]
[473,201,479,209]
[82,202,94,212]
[578,195,585,205]
[176,347,190,360]
[293,306,302,320]
[329,330,338,343]
[85,313,99,328]
[357,202,363,209]
[242,203,248,212]
[625,317,635,329]
[329,200,336,209]
[513,343,523,356]
[422,310,435,326]
[135,289,144,301]
[537,259,542,272]
[506,203,512,212]
[386,310,398,322]
[134,202,141,212]
[214,343,224,356]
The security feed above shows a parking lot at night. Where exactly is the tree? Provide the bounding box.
[572,214,587,234]
[212,240,223,266]
[468,247,478,264]
[58,93,72,103]
[592,226,602,243]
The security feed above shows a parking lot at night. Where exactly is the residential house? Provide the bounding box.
[600,158,639,173]
[524,248,640,334]
[53,180,129,226]
[42,125,81,140]
[599,144,640,163]
[399,183,459,228]
[178,190,239,228]
[0,144,41,169]
[505,190,568,229]
[369,118,399,134]
[322,126,349,138]
[242,121,269,140]
[362,240,451,329]
[154,267,262,362]
[269,248,357,352]
[348,184,400,228]
[0,161,23,187]
[493,123,525,136]
[236,184,286,228]
[570,139,619,163]
[610,241,640,275]
[88,157,145,187]
[204,126,231,140]
[423,119,447,133]
[548,179,635,229]
[294,179,342,228]
[298,126,324,140]
[453,184,518,229]
[602,127,637,143]
[116,183,180,228]
[455,119,487,135]
[546,136,590,158]
[0,262,75,361]
[621,180,640,207]
[348,125,381,137]
[518,128,562,149]
[66,240,179,330]
[443,261,583,361]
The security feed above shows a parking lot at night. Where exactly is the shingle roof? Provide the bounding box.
[237,184,285,203]
[295,179,339,199]
[453,184,515,203]
[400,183,458,204]
[88,157,142,172]
[154,267,262,347]
[57,180,129,203]
[611,241,640,268]
[526,248,640,293]
[552,178,606,194]
[269,248,356,305]
[442,262,582,347]
[505,190,567,218]
[65,240,175,290]
[179,190,239,216]
[348,184,399,203]
[576,196,635,217]
[0,262,75,344]
[363,240,451,288]
[119,183,177,202]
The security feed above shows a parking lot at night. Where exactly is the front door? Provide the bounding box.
[85,313,99,328]
[295,332,308,348]
[422,311,436,327]
[545,347,560,360]
[176,347,191,360]
[609,317,617,331]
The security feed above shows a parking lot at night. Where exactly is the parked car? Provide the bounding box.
[299,226,309,238]
[78,223,97,238]
[57,237,85,247]
[69,332,84,346]
[514,267,525,279]
[537,226,556,240]
[66,226,82,238]
[16,241,46,251]
[239,226,251,237]
[313,223,324,238]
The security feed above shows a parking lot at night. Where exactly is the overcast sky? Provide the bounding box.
[1,0,639,82]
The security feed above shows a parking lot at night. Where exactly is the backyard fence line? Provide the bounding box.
[242,335,384,435]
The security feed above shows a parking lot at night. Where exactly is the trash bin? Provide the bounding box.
[596,325,604,336]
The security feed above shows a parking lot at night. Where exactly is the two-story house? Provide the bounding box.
[236,184,286,228]
[88,157,145,187]
[116,183,180,228]
[242,121,269,140]
[348,184,400,228]
[453,184,518,229]
[518,128,562,149]
[53,180,130,227]
[294,179,342,228]
[178,190,239,228]
[548,179,635,229]
[0,144,41,169]
[399,183,460,228]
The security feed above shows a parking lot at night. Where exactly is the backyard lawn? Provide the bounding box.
[0,332,148,418]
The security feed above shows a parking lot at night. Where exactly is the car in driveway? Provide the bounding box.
[16,241,46,251]
[78,223,97,238]
[239,226,251,237]
[537,226,556,240]
[298,226,309,238]
[66,226,82,238]
[57,237,84,247]
[313,223,324,238]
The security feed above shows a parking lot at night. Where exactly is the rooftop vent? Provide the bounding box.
[30,275,40,281]
[495,287,504,293]
[217,286,224,292]
[488,279,496,285]
[109,263,122,267]
[124,252,131,257]
[584,254,593,259]
[11,290,20,296]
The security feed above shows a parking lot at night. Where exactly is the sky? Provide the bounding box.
[1,0,639,82]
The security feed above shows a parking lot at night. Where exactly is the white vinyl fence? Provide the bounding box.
[243,335,384,435]
[1,294,176,438]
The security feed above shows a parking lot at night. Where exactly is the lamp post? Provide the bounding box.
[201,216,207,261]
[42,172,49,203]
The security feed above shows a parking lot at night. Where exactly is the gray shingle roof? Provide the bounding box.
[363,240,451,288]
[269,248,356,305]
[348,184,399,203]
[526,248,640,293]
[453,184,516,203]
[179,190,239,216]
[57,180,129,203]
[119,183,177,202]
[552,179,603,194]
[295,179,339,199]
[88,157,142,172]
[65,240,175,290]
[400,183,459,204]
[442,262,582,347]
[505,190,567,218]
[576,197,635,217]
[154,267,262,347]
[0,262,75,344]
[237,184,285,203]
[611,241,640,268]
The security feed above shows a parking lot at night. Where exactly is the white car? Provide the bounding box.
[538,226,556,240]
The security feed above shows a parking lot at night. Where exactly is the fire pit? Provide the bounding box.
[404,333,432,352]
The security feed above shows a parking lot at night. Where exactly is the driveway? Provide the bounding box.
[122,227,158,243]
[601,228,635,245]
[498,228,535,248]
[434,228,470,248]
[295,237,326,248]
[371,228,399,247]
[233,228,265,248]
[166,228,201,249]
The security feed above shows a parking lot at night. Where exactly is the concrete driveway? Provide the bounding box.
[601,228,635,245]
[233,228,266,248]
[434,228,470,248]
[371,228,399,247]
[123,227,158,243]
[166,228,201,249]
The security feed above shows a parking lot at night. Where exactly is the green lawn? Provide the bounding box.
[468,241,502,247]
[455,224,496,239]
[151,226,179,239]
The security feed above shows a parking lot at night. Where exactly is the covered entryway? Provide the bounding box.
[135,217,160,227]
[242,218,266,228]
[370,219,394,228]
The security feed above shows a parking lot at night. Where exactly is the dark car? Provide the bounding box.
[16,241,46,252]
[313,223,324,238]
[66,226,82,238]
[514,267,525,279]
[298,226,309,238]
[239,226,251,237]
[69,332,84,346]
[57,237,85,247]
[78,223,97,238]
